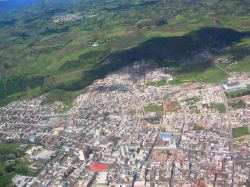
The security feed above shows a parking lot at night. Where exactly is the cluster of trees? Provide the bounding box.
[0,76,44,99]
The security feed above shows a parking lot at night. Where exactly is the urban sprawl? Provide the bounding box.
[0,62,250,187]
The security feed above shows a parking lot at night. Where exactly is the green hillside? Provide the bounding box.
[0,0,250,105]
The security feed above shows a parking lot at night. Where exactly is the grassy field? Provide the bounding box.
[145,80,168,87]
[210,103,226,113]
[183,97,201,105]
[232,127,250,138]
[174,64,228,84]
[144,104,163,113]
[229,100,247,109]
[225,87,250,99]
[169,79,186,85]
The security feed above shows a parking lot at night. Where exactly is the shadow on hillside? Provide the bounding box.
[112,27,249,64]
[67,27,250,90]
[1,27,250,105]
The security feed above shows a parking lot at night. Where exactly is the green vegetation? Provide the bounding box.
[0,144,33,187]
[0,160,30,187]
[225,86,250,99]
[183,97,201,105]
[232,127,250,138]
[169,79,184,85]
[174,64,228,84]
[41,89,82,109]
[189,105,199,113]
[0,0,250,105]
[145,80,167,87]
[0,144,20,155]
[0,175,12,187]
[109,136,121,146]
[144,104,163,112]
[209,102,226,113]
[229,100,247,109]
[156,80,168,87]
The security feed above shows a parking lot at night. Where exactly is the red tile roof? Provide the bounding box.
[90,162,108,172]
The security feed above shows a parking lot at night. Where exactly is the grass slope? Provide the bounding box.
[0,0,250,105]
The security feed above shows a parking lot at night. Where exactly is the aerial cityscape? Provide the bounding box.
[0,61,249,186]
[0,0,250,187]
